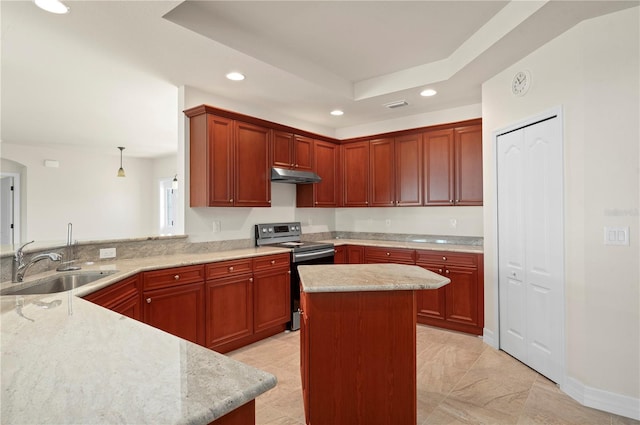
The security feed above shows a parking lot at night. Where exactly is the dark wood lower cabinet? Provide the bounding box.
[206,274,254,350]
[143,281,206,345]
[83,274,141,321]
[301,290,416,425]
[415,250,484,335]
[209,400,255,425]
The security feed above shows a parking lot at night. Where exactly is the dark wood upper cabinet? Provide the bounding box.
[297,140,339,207]
[342,141,370,207]
[395,133,423,206]
[271,132,313,172]
[234,121,271,207]
[187,108,271,208]
[423,125,483,206]
[271,131,294,169]
[454,125,483,206]
[369,137,395,207]
[423,129,455,206]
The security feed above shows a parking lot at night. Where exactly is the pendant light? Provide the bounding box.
[117,147,126,177]
[172,174,178,190]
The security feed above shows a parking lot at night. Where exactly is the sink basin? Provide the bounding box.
[1,271,118,296]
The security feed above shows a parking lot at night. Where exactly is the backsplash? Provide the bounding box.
[0,231,481,282]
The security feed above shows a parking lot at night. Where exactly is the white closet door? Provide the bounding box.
[497,115,564,383]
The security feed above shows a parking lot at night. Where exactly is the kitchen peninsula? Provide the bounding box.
[298,264,450,425]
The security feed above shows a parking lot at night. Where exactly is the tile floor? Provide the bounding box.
[227,325,639,425]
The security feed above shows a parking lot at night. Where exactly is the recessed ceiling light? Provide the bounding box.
[226,72,245,81]
[330,110,344,116]
[420,89,437,97]
[34,0,69,14]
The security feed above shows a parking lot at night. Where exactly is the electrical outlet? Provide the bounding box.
[99,248,116,259]
[213,221,221,233]
[385,219,391,227]
[449,218,457,229]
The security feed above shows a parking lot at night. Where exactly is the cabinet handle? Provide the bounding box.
[229,199,233,203]
[295,164,299,167]
[366,201,369,205]
[290,163,294,167]
[442,256,447,261]
[228,266,234,272]
[146,298,151,304]
[445,269,450,274]
[449,200,454,204]
[455,199,459,203]
[271,260,276,265]
[249,277,253,282]
[288,270,291,275]
[174,275,180,280]
[386,252,390,256]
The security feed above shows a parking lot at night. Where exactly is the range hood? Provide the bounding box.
[271,167,322,184]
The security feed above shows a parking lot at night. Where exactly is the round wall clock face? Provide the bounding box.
[511,70,531,96]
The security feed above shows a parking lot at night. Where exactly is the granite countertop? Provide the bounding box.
[324,238,483,254]
[0,246,289,424]
[299,263,451,293]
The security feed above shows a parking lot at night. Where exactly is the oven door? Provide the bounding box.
[289,250,334,330]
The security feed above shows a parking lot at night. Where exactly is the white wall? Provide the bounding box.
[482,6,639,413]
[0,144,163,243]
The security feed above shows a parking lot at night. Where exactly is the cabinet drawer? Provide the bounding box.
[84,274,140,308]
[206,259,253,280]
[143,265,205,290]
[364,247,415,264]
[253,253,290,272]
[415,250,477,267]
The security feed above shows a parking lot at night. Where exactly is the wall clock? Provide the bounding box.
[511,70,531,96]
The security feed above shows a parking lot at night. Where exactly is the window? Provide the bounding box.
[159,178,177,235]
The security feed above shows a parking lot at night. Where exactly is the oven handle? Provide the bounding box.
[292,248,335,262]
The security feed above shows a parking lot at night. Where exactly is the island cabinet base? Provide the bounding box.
[209,400,255,425]
[300,290,417,425]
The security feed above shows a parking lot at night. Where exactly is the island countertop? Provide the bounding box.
[298,263,450,293]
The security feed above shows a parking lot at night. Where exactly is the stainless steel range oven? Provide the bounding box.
[255,222,334,330]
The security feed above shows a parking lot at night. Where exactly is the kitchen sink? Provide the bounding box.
[1,271,118,296]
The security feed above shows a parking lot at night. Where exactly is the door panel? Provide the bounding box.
[497,114,563,383]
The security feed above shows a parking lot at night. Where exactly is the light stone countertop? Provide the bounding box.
[324,238,483,254]
[0,246,289,424]
[299,263,450,293]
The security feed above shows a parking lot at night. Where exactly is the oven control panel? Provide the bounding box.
[255,222,302,245]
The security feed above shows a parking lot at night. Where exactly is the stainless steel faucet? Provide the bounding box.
[13,241,63,283]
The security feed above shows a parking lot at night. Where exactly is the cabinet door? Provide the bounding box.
[395,133,423,206]
[423,129,455,206]
[369,137,395,207]
[206,275,253,350]
[342,142,370,207]
[454,125,483,205]
[444,265,481,327]
[333,246,346,264]
[346,245,365,264]
[112,295,142,321]
[415,265,446,321]
[253,268,290,332]
[189,114,234,207]
[234,121,271,207]
[314,140,339,207]
[272,131,294,169]
[84,274,140,318]
[294,135,314,171]
[143,282,205,345]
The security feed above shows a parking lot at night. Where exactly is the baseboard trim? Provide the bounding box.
[562,376,640,420]
[482,327,498,348]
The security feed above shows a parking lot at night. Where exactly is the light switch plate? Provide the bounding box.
[604,227,629,246]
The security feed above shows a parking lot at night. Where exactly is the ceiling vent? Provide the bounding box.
[383,100,409,109]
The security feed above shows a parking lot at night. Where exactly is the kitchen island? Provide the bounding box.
[0,289,276,424]
[298,264,450,425]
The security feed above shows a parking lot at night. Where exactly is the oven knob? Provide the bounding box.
[262,228,267,233]
[268,227,273,232]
